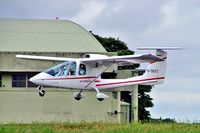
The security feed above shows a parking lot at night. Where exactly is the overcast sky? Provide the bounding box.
[1,0,200,122]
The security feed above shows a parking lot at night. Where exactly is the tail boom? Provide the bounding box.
[96,75,165,90]
[96,49,167,89]
[139,49,167,85]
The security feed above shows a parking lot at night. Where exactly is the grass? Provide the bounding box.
[0,122,200,133]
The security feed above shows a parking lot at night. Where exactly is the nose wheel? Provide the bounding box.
[97,98,104,101]
[39,89,45,97]
[37,86,46,97]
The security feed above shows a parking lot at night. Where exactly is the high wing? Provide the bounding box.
[79,54,163,64]
[16,54,163,65]
[16,54,75,62]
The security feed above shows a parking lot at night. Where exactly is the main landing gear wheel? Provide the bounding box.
[37,86,45,97]
[74,95,81,100]
[74,90,84,101]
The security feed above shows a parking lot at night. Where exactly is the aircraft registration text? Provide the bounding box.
[147,69,159,73]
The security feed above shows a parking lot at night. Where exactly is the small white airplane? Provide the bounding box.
[16,47,180,101]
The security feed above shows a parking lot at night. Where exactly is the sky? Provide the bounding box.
[1,0,200,122]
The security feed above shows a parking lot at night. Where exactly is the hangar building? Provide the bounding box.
[0,19,130,123]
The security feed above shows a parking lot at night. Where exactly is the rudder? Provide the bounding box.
[142,50,167,85]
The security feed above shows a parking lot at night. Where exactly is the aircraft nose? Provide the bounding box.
[29,72,50,85]
[29,74,41,84]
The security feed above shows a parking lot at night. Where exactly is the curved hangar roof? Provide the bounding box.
[0,19,107,53]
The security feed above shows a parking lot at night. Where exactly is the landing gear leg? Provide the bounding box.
[74,89,83,100]
[37,86,45,97]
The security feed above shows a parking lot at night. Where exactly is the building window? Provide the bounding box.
[27,73,37,87]
[12,73,38,88]
[0,75,2,87]
[12,74,26,87]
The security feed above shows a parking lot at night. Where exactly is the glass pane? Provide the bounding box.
[68,62,76,76]
[79,64,86,75]
[12,80,26,87]
[28,73,38,87]
[45,62,70,76]
[12,74,26,80]
[12,74,26,87]
[45,61,76,77]
[0,75,2,87]
[27,73,37,79]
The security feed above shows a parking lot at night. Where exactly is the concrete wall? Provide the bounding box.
[0,52,130,123]
[0,52,85,72]
[115,70,134,91]
[0,88,120,123]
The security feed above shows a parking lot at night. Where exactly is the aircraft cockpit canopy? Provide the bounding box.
[45,61,76,77]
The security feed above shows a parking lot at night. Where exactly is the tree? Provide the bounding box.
[91,32,134,55]
[138,85,154,121]
[91,32,154,121]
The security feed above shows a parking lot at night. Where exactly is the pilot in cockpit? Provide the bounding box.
[79,64,86,75]
[55,65,67,77]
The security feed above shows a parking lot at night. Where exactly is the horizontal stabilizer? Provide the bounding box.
[137,47,182,50]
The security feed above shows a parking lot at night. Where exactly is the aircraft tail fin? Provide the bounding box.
[141,50,167,85]
[138,47,181,85]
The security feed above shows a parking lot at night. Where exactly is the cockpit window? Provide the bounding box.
[68,62,76,76]
[79,64,86,75]
[45,61,76,77]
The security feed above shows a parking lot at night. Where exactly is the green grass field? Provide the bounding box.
[0,122,200,133]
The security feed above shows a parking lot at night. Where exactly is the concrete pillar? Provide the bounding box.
[133,84,138,122]
[131,72,138,123]
[117,91,121,123]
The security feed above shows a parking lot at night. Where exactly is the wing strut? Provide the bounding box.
[84,62,115,88]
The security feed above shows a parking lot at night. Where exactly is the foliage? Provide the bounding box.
[138,85,154,121]
[91,32,137,69]
[150,118,176,123]
[91,32,154,121]
[1,122,200,133]
[90,31,134,55]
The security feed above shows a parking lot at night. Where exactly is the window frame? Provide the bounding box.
[78,63,86,75]
[12,73,27,87]
[0,74,2,88]
[12,72,38,88]
[45,61,77,77]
